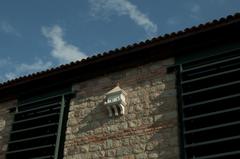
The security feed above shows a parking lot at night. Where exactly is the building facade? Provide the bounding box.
[0,13,240,159]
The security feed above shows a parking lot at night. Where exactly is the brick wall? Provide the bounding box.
[0,100,16,159]
[64,58,179,159]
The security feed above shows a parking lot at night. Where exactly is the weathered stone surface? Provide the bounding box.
[133,144,145,154]
[148,152,159,159]
[135,153,148,159]
[0,100,16,158]
[64,58,179,159]
[0,120,6,131]
[116,147,132,156]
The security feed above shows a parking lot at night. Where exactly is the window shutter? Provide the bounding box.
[177,50,240,159]
[6,92,72,159]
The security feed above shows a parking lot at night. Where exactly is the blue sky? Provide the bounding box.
[0,0,240,82]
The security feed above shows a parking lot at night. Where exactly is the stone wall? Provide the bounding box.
[0,100,16,159]
[64,58,179,159]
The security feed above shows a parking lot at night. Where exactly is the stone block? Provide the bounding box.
[63,58,178,159]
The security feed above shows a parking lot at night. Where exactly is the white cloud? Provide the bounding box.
[0,58,53,81]
[0,21,21,37]
[0,25,87,83]
[17,59,52,73]
[188,3,201,20]
[191,4,201,14]
[0,58,11,68]
[166,17,180,26]
[42,25,87,64]
[4,72,17,80]
[89,0,157,36]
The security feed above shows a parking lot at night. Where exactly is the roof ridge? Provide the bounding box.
[1,12,240,88]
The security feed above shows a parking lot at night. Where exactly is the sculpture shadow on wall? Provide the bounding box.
[77,101,111,135]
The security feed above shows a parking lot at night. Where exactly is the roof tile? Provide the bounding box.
[1,12,240,88]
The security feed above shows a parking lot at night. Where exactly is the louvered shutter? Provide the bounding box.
[177,50,240,159]
[6,92,72,159]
